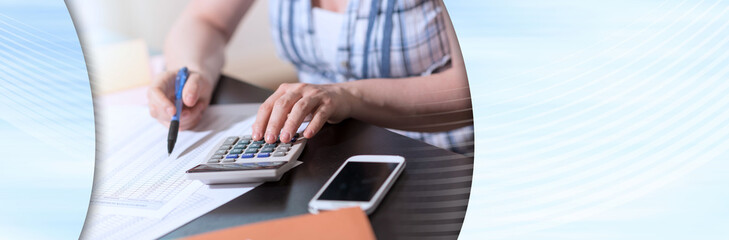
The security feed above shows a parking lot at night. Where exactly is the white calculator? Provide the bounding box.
[186,133,306,184]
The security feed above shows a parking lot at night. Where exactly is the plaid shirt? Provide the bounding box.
[269,0,473,155]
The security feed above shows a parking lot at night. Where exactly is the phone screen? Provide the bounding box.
[318,161,399,201]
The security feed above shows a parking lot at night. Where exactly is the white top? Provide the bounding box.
[311,7,344,75]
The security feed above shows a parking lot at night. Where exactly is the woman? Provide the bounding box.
[148,0,473,155]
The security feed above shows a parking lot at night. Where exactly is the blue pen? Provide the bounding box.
[167,67,189,155]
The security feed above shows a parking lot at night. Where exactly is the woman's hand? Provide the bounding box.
[147,71,214,130]
[252,83,357,143]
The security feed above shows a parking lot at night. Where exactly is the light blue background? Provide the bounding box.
[448,0,729,239]
[0,0,94,239]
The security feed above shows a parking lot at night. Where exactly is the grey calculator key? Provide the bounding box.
[218,145,232,150]
[224,137,238,143]
[215,149,228,155]
[207,159,221,163]
[244,148,259,154]
[252,140,265,144]
[237,140,251,145]
[275,146,290,152]
[248,143,262,148]
[222,158,236,163]
[260,147,274,153]
[211,154,224,159]
[272,152,286,157]
[263,143,277,148]
[278,143,292,148]
[241,135,252,140]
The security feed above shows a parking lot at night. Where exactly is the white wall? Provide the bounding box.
[69,0,297,90]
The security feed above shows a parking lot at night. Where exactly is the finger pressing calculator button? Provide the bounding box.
[272,152,286,157]
[240,153,255,158]
[257,153,270,158]
[215,150,228,155]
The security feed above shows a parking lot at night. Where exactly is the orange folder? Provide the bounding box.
[183,207,376,240]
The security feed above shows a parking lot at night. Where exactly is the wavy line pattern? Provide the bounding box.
[447,0,729,239]
[0,1,94,239]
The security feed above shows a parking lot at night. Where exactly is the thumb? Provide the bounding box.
[182,75,202,107]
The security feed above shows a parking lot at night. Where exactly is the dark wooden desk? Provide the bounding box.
[163,76,474,240]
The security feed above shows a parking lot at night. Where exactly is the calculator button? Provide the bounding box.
[257,161,274,166]
[225,154,239,159]
[229,149,243,154]
[275,146,290,152]
[232,146,246,151]
[218,145,232,150]
[222,158,236,163]
[244,148,259,154]
[207,158,220,163]
[241,162,256,168]
[240,153,255,158]
[260,147,274,153]
[257,153,270,158]
[215,150,228,155]
[211,154,224,159]
[278,143,292,148]
[248,143,262,148]
[237,140,251,145]
[263,143,277,148]
[224,137,238,144]
[252,140,265,144]
[272,152,286,157]
[241,135,252,140]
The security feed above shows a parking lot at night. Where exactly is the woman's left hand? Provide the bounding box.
[252,83,357,143]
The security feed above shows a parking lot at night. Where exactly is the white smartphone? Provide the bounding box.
[308,155,406,215]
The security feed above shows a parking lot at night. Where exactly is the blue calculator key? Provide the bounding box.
[257,153,270,158]
[225,154,239,159]
[240,153,255,158]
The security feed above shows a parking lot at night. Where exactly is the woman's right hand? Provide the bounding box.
[147,70,214,130]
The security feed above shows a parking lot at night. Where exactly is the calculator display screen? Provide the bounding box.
[318,162,398,201]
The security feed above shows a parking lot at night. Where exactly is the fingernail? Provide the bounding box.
[252,132,261,140]
[265,133,275,143]
[281,132,291,143]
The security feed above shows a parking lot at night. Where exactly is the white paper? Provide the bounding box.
[81,104,263,239]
